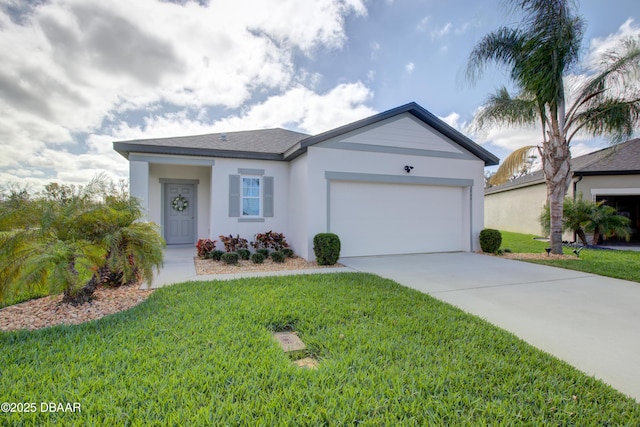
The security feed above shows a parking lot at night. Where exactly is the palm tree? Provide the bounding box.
[466,0,640,253]
[540,195,593,246]
[588,202,631,245]
[0,179,165,306]
[538,194,630,246]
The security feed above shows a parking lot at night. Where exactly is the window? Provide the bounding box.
[241,176,261,216]
[229,173,273,219]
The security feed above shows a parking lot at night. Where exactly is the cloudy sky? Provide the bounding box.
[1,0,638,188]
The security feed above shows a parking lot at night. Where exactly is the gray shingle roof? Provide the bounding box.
[114,128,310,161]
[113,102,499,166]
[485,138,640,194]
[573,138,640,175]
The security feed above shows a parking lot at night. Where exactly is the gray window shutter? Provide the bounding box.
[263,176,274,217]
[229,175,240,217]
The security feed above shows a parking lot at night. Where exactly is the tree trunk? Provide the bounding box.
[62,273,101,306]
[576,229,588,246]
[542,134,572,254]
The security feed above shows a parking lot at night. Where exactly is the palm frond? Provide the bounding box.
[466,27,526,83]
[569,98,640,143]
[489,145,538,185]
[473,87,539,131]
[575,37,640,104]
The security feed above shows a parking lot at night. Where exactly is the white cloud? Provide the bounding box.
[438,112,463,130]
[431,22,452,40]
[586,18,640,69]
[138,82,376,136]
[417,16,430,32]
[0,0,371,188]
[405,62,415,73]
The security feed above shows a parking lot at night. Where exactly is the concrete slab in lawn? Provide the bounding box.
[340,252,640,402]
[273,332,306,352]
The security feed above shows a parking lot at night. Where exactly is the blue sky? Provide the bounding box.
[0,0,638,188]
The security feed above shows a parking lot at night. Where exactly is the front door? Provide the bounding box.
[165,183,196,245]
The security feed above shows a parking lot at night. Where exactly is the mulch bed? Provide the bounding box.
[0,285,154,332]
[498,252,580,260]
[194,256,343,275]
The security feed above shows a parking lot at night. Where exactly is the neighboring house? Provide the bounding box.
[485,138,640,241]
[113,102,499,260]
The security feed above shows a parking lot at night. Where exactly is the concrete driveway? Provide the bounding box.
[340,252,640,401]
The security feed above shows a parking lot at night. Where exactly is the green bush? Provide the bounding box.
[281,248,295,258]
[271,251,285,263]
[206,250,224,261]
[313,233,341,265]
[257,248,270,258]
[250,253,264,264]
[479,229,502,253]
[236,248,251,260]
[221,252,239,265]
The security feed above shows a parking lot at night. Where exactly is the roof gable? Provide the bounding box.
[286,102,498,165]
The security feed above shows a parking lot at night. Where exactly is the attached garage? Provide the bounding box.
[327,172,473,257]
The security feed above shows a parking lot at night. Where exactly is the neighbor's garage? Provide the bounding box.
[329,180,468,257]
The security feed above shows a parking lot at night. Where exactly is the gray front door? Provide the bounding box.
[165,183,196,245]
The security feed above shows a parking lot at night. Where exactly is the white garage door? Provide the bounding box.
[330,181,466,257]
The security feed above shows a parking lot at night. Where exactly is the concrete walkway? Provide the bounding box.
[151,247,640,401]
[340,253,640,402]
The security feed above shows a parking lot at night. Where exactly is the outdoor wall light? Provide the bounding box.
[404,165,414,173]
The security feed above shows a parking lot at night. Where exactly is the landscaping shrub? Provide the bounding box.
[206,250,224,261]
[257,248,270,258]
[251,231,290,251]
[236,248,251,260]
[270,251,285,263]
[281,248,295,258]
[250,253,264,264]
[196,238,217,259]
[313,233,341,265]
[219,234,249,252]
[221,252,239,265]
[0,177,165,306]
[479,229,502,253]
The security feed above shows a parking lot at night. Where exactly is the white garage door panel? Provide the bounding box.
[330,182,465,257]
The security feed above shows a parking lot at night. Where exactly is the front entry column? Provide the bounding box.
[129,160,149,218]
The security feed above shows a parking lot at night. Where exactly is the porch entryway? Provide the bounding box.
[164,182,196,244]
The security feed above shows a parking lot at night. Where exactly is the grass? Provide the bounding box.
[500,231,640,283]
[2,273,638,425]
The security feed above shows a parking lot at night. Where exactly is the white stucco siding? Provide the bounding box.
[129,160,149,214]
[340,113,466,154]
[210,158,291,250]
[306,145,485,257]
[287,154,309,259]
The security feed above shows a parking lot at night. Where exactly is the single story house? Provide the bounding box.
[485,138,640,241]
[113,102,499,260]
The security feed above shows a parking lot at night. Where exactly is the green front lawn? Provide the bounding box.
[500,231,640,283]
[2,273,638,425]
